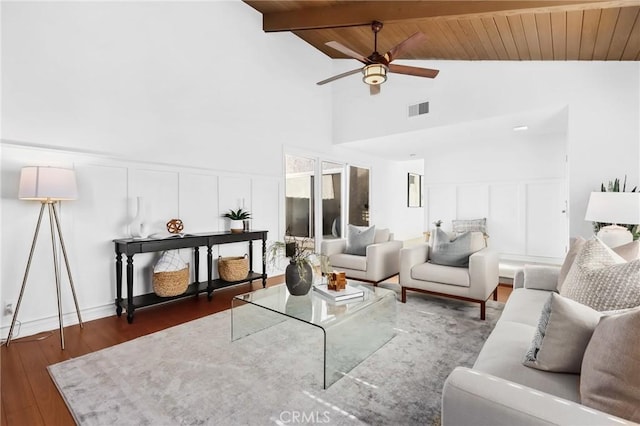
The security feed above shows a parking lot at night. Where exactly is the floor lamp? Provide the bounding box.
[6,166,84,349]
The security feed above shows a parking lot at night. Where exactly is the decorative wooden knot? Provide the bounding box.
[328,271,347,291]
[166,219,184,234]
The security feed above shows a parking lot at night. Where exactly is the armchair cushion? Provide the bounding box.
[345,224,376,256]
[329,253,367,272]
[374,228,390,243]
[430,229,484,267]
[411,262,470,287]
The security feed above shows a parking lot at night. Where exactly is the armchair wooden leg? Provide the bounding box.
[480,300,486,320]
[492,287,498,301]
[401,287,407,303]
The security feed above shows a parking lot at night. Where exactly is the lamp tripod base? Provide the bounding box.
[6,201,83,349]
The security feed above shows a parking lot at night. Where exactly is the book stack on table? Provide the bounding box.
[313,283,364,303]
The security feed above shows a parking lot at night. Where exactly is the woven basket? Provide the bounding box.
[153,265,189,297]
[218,255,249,282]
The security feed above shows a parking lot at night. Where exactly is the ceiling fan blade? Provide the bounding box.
[325,41,371,64]
[389,64,439,79]
[317,68,362,85]
[384,32,427,63]
[369,84,381,96]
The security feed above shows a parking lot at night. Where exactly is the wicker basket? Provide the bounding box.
[218,255,249,282]
[153,265,189,297]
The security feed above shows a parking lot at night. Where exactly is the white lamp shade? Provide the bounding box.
[585,192,640,225]
[19,166,78,201]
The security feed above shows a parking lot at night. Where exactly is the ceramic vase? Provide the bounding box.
[285,261,313,296]
[230,219,244,233]
[129,196,149,238]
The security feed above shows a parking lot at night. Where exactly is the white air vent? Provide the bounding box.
[408,102,429,117]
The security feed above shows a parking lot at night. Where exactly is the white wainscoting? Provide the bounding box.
[424,179,568,265]
[0,143,282,339]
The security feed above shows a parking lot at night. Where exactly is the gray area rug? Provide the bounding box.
[48,285,503,425]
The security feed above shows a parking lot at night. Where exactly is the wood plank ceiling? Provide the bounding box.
[244,1,640,61]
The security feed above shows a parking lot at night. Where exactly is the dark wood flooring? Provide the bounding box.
[0,279,512,425]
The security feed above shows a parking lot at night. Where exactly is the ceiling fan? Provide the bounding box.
[317,21,439,95]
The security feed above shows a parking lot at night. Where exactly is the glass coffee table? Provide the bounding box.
[231,281,397,388]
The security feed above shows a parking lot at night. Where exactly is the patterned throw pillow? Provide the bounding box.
[451,218,488,236]
[345,224,376,256]
[560,238,640,311]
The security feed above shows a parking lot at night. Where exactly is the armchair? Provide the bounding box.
[321,228,402,285]
[399,233,499,319]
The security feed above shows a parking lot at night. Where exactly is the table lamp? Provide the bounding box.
[6,166,84,349]
[585,191,640,248]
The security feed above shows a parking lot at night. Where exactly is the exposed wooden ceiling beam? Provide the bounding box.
[258,0,637,32]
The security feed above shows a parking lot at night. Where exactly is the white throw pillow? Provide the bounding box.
[523,293,601,373]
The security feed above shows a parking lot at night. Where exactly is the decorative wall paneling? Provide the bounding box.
[0,143,282,339]
[424,178,567,263]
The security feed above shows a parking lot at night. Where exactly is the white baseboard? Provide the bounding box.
[1,303,115,341]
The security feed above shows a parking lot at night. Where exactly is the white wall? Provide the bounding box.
[0,1,402,338]
[0,143,283,338]
[332,61,640,239]
[1,1,333,175]
[386,159,424,241]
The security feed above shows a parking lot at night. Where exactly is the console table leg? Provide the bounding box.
[262,237,267,288]
[207,246,213,300]
[115,252,123,316]
[126,255,135,323]
[194,246,200,297]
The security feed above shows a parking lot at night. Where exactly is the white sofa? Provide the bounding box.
[441,266,636,426]
[320,229,402,285]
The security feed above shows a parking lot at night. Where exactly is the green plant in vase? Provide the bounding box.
[268,236,324,295]
[223,208,251,233]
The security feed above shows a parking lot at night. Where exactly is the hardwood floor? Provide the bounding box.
[0,279,512,425]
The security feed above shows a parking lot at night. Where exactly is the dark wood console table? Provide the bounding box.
[113,230,268,323]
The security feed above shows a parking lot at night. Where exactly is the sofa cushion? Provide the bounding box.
[411,262,470,287]
[523,265,562,292]
[613,240,640,261]
[498,288,551,327]
[581,307,640,422]
[345,224,375,256]
[473,320,581,403]
[374,228,390,244]
[523,293,600,373]
[560,238,640,311]
[430,228,481,267]
[329,253,367,272]
[557,236,586,291]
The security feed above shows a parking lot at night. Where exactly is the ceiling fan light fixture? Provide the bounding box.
[362,64,388,85]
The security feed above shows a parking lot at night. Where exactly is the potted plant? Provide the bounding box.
[223,208,251,233]
[268,236,326,296]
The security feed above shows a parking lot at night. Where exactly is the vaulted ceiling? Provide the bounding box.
[244,1,640,61]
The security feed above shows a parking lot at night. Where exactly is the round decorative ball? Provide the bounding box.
[166,218,184,234]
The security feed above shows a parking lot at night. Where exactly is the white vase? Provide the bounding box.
[129,196,149,238]
[230,219,244,233]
